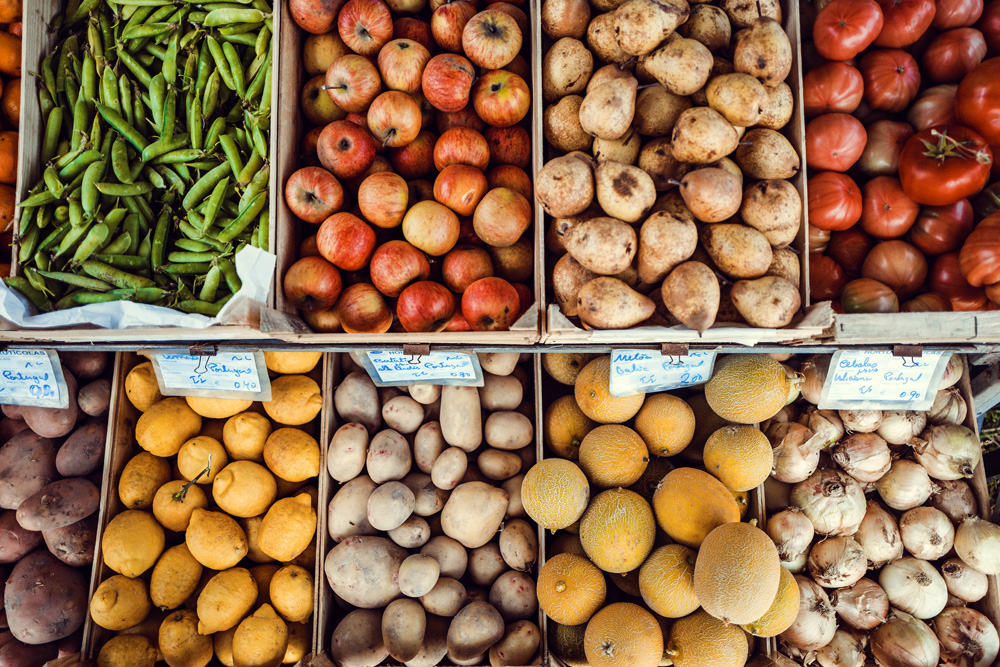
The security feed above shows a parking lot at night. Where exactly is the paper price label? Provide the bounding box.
[0,349,67,409]
[819,350,950,411]
[149,350,272,400]
[362,351,483,387]
[609,350,716,397]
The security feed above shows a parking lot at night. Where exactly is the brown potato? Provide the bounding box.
[678,167,743,222]
[479,374,523,412]
[420,536,468,579]
[701,223,773,279]
[483,412,533,451]
[366,430,412,483]
[420,577,467,617]
[730,276,801,327]
[634,86,691,136]
[733,17,792,86]
[476,449,522,481]
[402,472,449,517]
[468,543,508,588]
[564,217,638,275]
[671,107,739,163]
[327,476,379,543]
[431,447,468,491]
[440,483,509,549]
[498,519,537,572]
[489,620,541,667]
[706,73,766,127]
[739,179,801,247]
[643,37,713,96]
[414,422,446,475]
[758,82,794,129]
[324,536,407,608]
[488,571,538,622]
[544,96,592,152]
[383,598,426,663]
[637,211,698,284]
[543,38,594,102]
[661,261,721,332]
[552,254,598,317]
[734,129,800,179]
[388,515,431,549]
[502,474,526,519]
[334,373,381,435]
[679,4,732,52]
[447,602,505,662]
[330,610,388,667]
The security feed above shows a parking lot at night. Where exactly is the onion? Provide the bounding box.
[877,411,927,445]
[764,404,799,431]
[930,479,978,524]
[764,475,791,513]
[947,593,968,607]
[780,575,839,651]
[831,433,892,482]
[791,469,866,536]
[800,355,830,405]
[933,607,1000,667]
[941,558,989,603]
[767,508,815,563]
[768,421,823,483]
[954,516,1000,575]
[914,424,980,480]
[871,610,940,667]
[808,536,867,589]
[899,506,955,561]
[799,407,846,450]
[783,363,802,405]
[875,459,937,511]
[784,549,809,573]
[816,627,867,667]
[879,557,949,619]
[928,387,969,425]
[855,500,903,568]
[838,409,882,433]
[831,578,889,630]
[939,354,963,389]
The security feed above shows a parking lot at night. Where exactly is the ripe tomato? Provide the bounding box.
[929,251,989,309]
[841,278,900,312]
[808,171,864,231]
[813,0,885,61]
[860,176,920,239]
[933,0,983,29]
[828,227,876,276]
[805,113,868,171]
[909,199,975,255]
[898,125,993,205]
[955,57,1000,144]
[978,0,1000,53]
[907,85,959,131]
[959,213,1000,286]
[873,0,935,46]
[861,240,928,298]
[921,28,988,82]
[809,254,848,301]
[803,62,864,117]
[859,49,921,112]
[859,119,915,175]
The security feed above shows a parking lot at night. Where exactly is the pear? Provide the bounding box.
[758,82,794,130]
[707,156,743,184]
[706,73,767,127]
[545,96,593,153]
[642,37,713,96]
[613,0,690,56]
[678,4,731,52]
[564,216,637,275]
[553,253,598,317]
[734,129,800,179]
[593,129,641,164]
[638,138,689,191]
[700,223,772,279]
[587,64,635,93]
[766,247,800,287]
[661,261,720,332]
[536,153,595,218]
[634,86,691,135]
[595,161,656,223]
[576,277,656,329]
[543,38,594,102]
[542,0,592,40]
[677,167,742,222]
[587,12,630,64]
[731,276,801,328]
[579,76,638,140]
[637,211,698,284]
[651,190,695,220]
[547,202,604,254]
[733,17,792,86]
[739,179,801,247]
[671,107,739,163]
[725,0,782,29]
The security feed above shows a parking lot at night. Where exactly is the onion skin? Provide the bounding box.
[930,479,978,524]
[954,516,1000,575]
[872,610,940,667]
[914,424,980,480]
[780,575,838,651]
[799,408,845,450]
[816,627,867,667]
[807,536,867,589]
[933,606,1000,667]
[899,506,955,561]
[831,432,892,482]
[831,578,890,630]
[791,469,867,536]
[875,459,937,511]
[941,558,989,603]
[879,557,949,620]
[838,409,882,433]
[928,387,968,425]
[877,411,926,445]
[855,500,904,569]
[768,508,815,563]
[939,354,964,389]
[768,421,823,484]
[799,355,830,405]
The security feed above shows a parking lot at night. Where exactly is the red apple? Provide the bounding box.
[337,283,394,333]
[397,281,456,332]
[431,0,477,51]
[345,154,394,191]
[409,179,435,203]
[324,54,381,112]
[386,0,427,14]
[370,240,431,296]
[394,18,434,50]
[488,2,529,37]
[304,32,351,75]
[432,0,478,10]
[290,0,347,33]
[434,164,488,216]
[346,111,368,126]
[358,171,410,228]
[301,234,321,257]
[302,74,347,125]
[462,10,522,69]
[285,166,344,224]
[316,212,377,270]
[284,256,342,312]
[486,164,531,200]
[442,245,494,292]
[484,124,530,168]
[410,90,436,130]
[502,53,531,82]
[338,0,394,56]
[421,54,476,113]
[318,120,377,179]
[473,187,531,247]
[472,70,530,127]
[367,91,422,148]
[444,311,473,331]
[433,127,490,171]
[513,282,532,319]
[303,305,343,332]
[377,39,431,93]
[389,130,437,179]
[457,214,482,246]
[488,236,533,282]
[402,200,461,256]
[461,276,520,330]
[303,127,323,157]
[437,104,487,133]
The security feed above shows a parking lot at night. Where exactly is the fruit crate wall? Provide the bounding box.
[81,352,331,661]
[273,5,544,345]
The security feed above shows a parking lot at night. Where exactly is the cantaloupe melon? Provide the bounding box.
[638,545,700,619]
[544,395,594,460]
[702,424,773,492]
[537,553,607,626]
[742,566,799,637]
[575,357,645,424]
[578,425,649,488]
[544,353,595,386]
[704,354,789,424]
[664,609,748,667]
[579,488,655,574]
[651,468,740,548]
[693,522,781,625]
[629,456,674,501]
[551,621,588,667]
[584,603,663,667]
[680,393,730,465]
[731,489,749,518]
[521,460,590,531]
[634,394,696,457]
[608,568,641,597]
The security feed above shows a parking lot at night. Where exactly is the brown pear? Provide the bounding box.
[553,253,598,317]
[661,261,720,332]
[545,96,593,153]
[613,0,690,56]
[564,216,638,275]
[587,12,630,64]
[734,129,800,179]
[577,277,656,329]
[733,17,792,85]
[706,73,767,127]
[637,211,698,284]
[651,190,695,220]
[542,0,592,39]
[543,38,595,102]
[725,0,782,30]
[638,138,689,191]
[758,82,794,130]
[547,202,603,254]
[642,37,713,96]
[634,86,691,136]
[766,247,800,287]
[671,107,739,163]
[579,76,638,140]
[739,179,801,247]
[678,4,732,52]
[535,153,595,218]
[593,129,641,164]
[730,276,801,328]
[700,223,772,279]
[678,167,742,222]
[595,161,656,223]
[587,64,635,93]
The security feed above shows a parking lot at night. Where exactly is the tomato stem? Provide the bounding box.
[922,129,993,165]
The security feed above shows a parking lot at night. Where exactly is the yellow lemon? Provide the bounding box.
[241,515,274,564]
[119,452,172,510]
[159,609,213,667]
[257,494,316,563]
[213,461,277,518]
[102,510,165,577]
[150,544,204,611]
[214,627,238,667]
[250,564,281,608]
[196,567,258,634]
[262,375,322,426]
[186,509,248,570]
[136,397,202,457]
[223,412,273,461]
[177,436,228,484]
[283,622,311,665]
[125,362,163,412]
[152,479,209,532]
[186,395,254,419]
[90,575,152,631]
[263,352,322,374]
[269,565,314,623]
[263,428,320,482]
[97,635,158,667]
[232,604,288,667]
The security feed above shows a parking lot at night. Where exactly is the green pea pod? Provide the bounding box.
[119,75,135,126]
[177,294,231,315]
[56,34,78,97]
[220,32,258,47]
[142,166,166,190]
[245,48,271,103]
[56,147,97,177]
[203,117,226,154]
[69,0,103,23]
[111,139,133,185]
[69,199,86,228]
[249,121,268,159]
[20,190,58,209]
[255,25,270,58]
[81,259,156,289]
[96,103,149,151]
[81,161,105,217]
[237,151,263,187]
[71,223,110,264]
[150,207,170,271]
[123,214,141,254]
[183,50,198,91]
[256,209,269,251]
[148,73,166,130]
[240,163,270,210]
[5,277,54,313]
[164,262,212,275]
[201,177,229,233]
[204,7,265,26]
[103,207,128,237]
[257,67,272,119]
[218,257,241,293]
[173,163,192,182]
[188,160,222,171]
[133,90,148,133]
[216,192,265,243]
[201,69,221,120]
[141,133,190,164]
[24,268,53,297]
[136,230,152,259]
[103,232,132,256]
[163,31,180,85]
[173,239,211,253]
[42,54,58,102]
[43,167,65,199]
[198,263,221,302]
[94,182,154,197]
[91,114,105,151]
[88,20,105,67]
[122,21,173,40]
[41,109,64,164]
[98,9,116,59]
[160,88,177,143]
[37,269,114,292]
[52,205,70,224]
[183,162,232,211]
[95,254,149,271]
[117,49,153,89]
[168,251,216,263]
[81,52,98,103]
[180,28,202,52]
[206,36,236,91]
[71,96,89,151]
[36,207,55,233]
[34,249,51,271]
[151,149,206,165]
[154,165,186,192]
[17,226,40,266]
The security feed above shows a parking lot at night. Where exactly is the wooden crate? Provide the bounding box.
[81,352,330,662]
[272,2,543,345]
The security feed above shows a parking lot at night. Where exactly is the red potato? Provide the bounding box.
[55,423,107,478]
[0,406,21,421]
[0,512,42,564]
[20,369,78,439]
[0,431,58,510]
[60,351,108,382]
[5,550,88,645]
[0,419,28,444]
[15,478,100,532]
[42,516,97,567]
[0,632,58,667]
[77,378,111,417]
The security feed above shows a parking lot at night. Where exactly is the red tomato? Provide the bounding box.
[859,119,915,175]
[861,240,928,298]
[959,213,1000,286]
[813,0,885,61]
[929,251,990,309]
[809,254,848,301]
[808,171,864,231]
[978,0,1000,53]
[841,278,900,312]
[860,176,920,239]
[907,85,959,131]
[898,125,993,205]
[859,49,922,112]
[805,113,868,171]
[803,62,865,116]
[901,292,953,311]
[921,28,988,82]
[828,227,876,276]
[909,199,976,255]
[933,0,983,29]
[874,0,935,46]
[955,57,1000,144]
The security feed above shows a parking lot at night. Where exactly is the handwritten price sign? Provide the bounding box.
[149,350,272,400]
[362,351,483,387]
[609,350,717,397]
[0,349,67,409]
[819,350,950,411]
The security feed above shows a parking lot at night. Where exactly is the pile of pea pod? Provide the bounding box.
[5,0,273,316]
